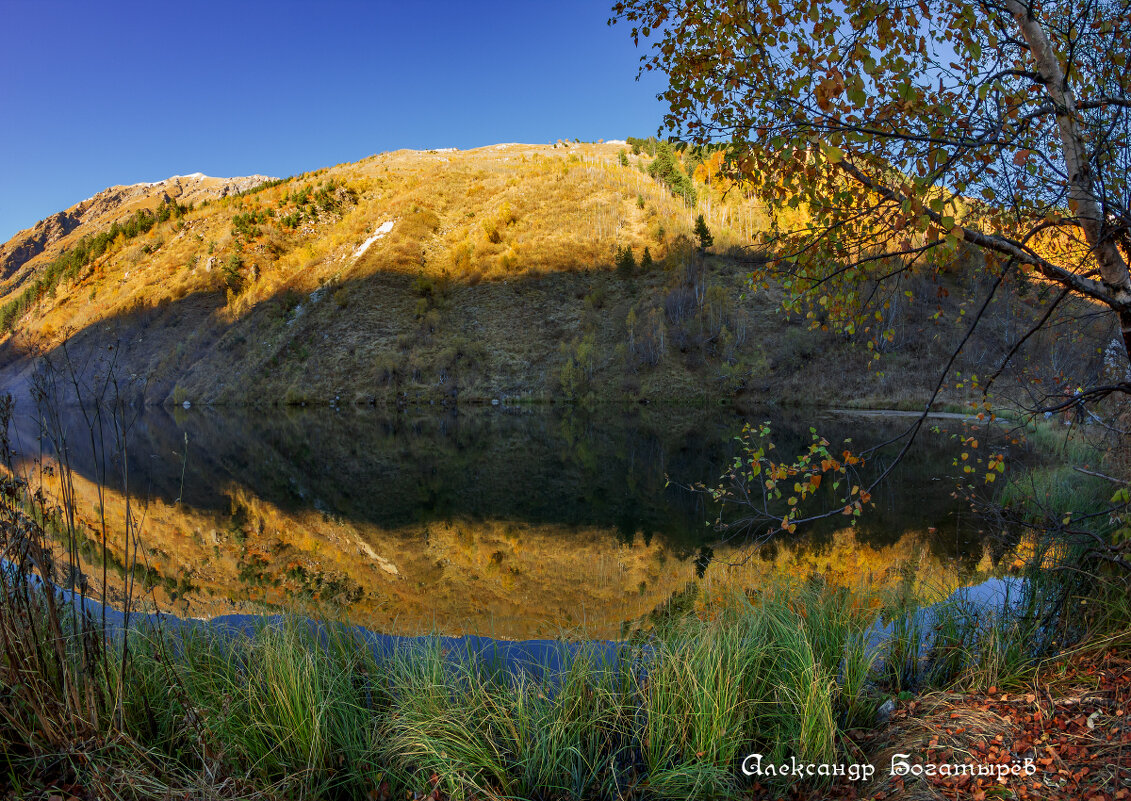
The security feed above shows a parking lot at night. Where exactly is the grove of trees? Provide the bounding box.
[612,0,1131,401]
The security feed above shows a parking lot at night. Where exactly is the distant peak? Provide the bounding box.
[132,172,224,189]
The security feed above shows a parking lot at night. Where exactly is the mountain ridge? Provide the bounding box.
[0,172,273,283]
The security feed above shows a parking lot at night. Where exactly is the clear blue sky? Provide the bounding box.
[0,0,667,242]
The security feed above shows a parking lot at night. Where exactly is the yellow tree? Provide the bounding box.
[612,0,1131,399]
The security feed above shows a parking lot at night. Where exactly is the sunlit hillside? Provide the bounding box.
[0,140,1105,408]
[0,142,774,404]
[2,142,727,338]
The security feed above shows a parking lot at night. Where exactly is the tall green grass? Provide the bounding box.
[0,559,1083,799]
[998,464,1112,524]
[120,620,389,797]
[1017,416,1104,464]
[6,345,1122,798]
[998,416,1113,521]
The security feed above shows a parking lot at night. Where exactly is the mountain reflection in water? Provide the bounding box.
[12,404,1012,639]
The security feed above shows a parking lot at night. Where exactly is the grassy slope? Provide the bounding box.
[0,142,1102,408]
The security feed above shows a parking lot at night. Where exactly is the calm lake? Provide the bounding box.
[13,403,1012,639]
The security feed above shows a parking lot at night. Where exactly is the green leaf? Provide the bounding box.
[822,144,845,163]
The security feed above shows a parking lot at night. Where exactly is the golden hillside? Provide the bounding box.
[0,140,1086,409]
[3,143,707,332]
[0,141,788,406]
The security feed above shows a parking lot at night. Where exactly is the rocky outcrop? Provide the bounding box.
[0,210,81,279]
[0,172,274,282]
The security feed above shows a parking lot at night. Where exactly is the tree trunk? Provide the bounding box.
[1006,0,1131,371]
[1121,309,1131,373]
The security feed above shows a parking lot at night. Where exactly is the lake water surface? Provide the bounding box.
[13,403,1014,639]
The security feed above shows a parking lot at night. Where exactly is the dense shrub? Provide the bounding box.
[647,142,696,206]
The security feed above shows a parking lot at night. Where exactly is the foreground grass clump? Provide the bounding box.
[2,557,1074,801]
[122,622,389,797]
